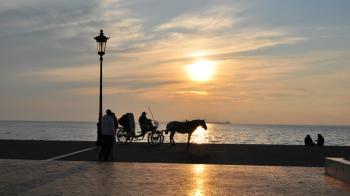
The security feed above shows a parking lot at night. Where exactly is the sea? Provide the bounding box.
[0,121,349,146]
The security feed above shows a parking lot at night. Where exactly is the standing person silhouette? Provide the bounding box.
[99,109,115,161]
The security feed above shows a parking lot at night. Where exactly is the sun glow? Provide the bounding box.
[186,59,216,82]
[192,127,207,144]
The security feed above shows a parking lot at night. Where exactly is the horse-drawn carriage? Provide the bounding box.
[116,111,208,150]
[116,113,164,146]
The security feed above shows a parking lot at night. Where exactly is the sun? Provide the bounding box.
[186,59,216,82]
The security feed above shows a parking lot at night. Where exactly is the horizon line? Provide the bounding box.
[0,119,349,127]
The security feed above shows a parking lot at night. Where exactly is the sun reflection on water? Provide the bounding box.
[192,127,207,144]
[192,164,207,196]
[194,164,206,173]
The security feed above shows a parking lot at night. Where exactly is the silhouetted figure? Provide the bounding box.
[316,134,324,146]
[111,112,119,129]
[165,119,207,151]
[99,109,115,161]
[110,112,118,160]
[139,112,153,135]
[118,113,135,136]
[304,134,315,146]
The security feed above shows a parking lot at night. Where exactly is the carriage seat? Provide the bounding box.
[118,113,136,136]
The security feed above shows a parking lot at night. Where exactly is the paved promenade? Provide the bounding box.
[1,159,350,196]
[1,140,350,166]
[0,140,349,195]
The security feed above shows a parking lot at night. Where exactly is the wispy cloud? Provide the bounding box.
[155,7,235,31]
[176,91,208,96]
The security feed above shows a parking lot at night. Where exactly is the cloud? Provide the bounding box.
[107,76,180,90]
[25,63,182,96]
[2,0,349,124]
[0,0,97,37]
[25,65,99,83]
[15,2,309,108]
[64,86,135,96]
[115,29,305,68]
[175,91,208,95]
[0,0,145,71]
[156,15,233,32]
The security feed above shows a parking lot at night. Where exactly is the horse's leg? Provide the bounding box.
[186,132,192,151]
[170,131,176,146]
[169,131,172,145]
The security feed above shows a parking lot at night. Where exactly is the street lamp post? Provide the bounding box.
[94,29,109,145]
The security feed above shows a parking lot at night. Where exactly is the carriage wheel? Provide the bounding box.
[116,129,128,144]
[148,131,163,146]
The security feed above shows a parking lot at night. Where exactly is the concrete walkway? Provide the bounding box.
[2,140,350,166]
[0,159,349,196]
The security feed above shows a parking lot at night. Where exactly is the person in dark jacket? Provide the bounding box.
[139,112,153,134]
[99,109,115,161]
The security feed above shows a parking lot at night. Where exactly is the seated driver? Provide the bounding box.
[139,112,153,134]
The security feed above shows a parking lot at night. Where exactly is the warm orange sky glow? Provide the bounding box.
[0,0,349,125]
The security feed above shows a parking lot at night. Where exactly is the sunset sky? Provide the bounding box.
[0,0,349,125]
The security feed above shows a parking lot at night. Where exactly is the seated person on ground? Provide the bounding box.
[139,112,153,134]
[316,134,324,146]
[304,134,315,146]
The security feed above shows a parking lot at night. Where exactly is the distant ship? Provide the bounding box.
[208,121,231,124]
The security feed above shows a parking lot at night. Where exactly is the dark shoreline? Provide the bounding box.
[1,139,349,167]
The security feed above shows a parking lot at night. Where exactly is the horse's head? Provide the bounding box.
[199,120,207,130]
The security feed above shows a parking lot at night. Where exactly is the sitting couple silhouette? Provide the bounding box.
[304,134,324,146]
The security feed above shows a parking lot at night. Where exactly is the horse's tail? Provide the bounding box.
[164,129,169,134]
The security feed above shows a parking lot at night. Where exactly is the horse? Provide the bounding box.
[165,119,207,150]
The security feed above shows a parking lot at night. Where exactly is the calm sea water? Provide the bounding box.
[0,121,349,146]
